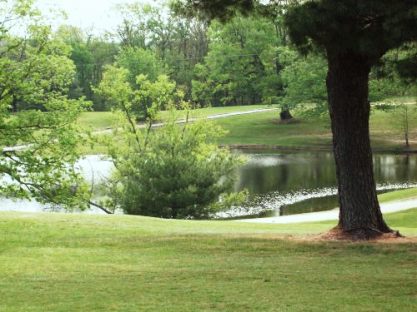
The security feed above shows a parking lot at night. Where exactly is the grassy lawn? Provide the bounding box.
[215,112,332,147]
[173,104,274,118]
[215,106,417,151]
[379,187,417,203]
[79,103,417,154]
[1,188,417,311]
[77,111,117,131]
[78,104,273,131]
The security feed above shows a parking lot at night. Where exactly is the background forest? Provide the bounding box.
[58,1,415,114]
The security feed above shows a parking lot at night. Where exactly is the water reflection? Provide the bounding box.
[1,151,417,217]
[231,151,417,217]
[236,152,337,194]
[237,152,417,194]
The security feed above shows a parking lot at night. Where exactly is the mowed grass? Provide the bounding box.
[79,102,417,154]
[379,187,417,203]
[1,187,417,312]
[215,112,332,147]
[78,104,273,131]
[77,111,117,130]
[215,105,417,150]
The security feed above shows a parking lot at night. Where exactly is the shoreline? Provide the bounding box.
[223,144,417,155]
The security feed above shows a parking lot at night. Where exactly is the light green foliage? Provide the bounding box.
[96,65,177,120]
[0,0,89,208]
[135,74,178,120]
[116,2,160,49]
[281,51,328,113]
[116,2,209,100]
[116,47,165,85]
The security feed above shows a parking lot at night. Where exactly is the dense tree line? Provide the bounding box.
[59,2,329,115]
[55,1,413,121]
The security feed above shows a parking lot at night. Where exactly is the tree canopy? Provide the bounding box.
[0,0,89,208]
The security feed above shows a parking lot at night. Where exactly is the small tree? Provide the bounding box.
[370,51,417,148]
[393,104,417,148]
[97,65,176,121]
[111,117,243,218]
[374,101,417,149]
[96,72,244,218]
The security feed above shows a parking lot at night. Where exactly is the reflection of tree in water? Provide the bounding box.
[373,154,417,183]
[237,152,417,197]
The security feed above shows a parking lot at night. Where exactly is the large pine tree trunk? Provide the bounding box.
[326,53,395,240]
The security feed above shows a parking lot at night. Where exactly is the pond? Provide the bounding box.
[1,151,417,217]
[227,150,417,218]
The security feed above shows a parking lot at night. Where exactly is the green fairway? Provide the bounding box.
[1,188,416,311]
[79,103,417,154]
[214,105,417,151]
[215,111,332,147]
[78,104,274,131]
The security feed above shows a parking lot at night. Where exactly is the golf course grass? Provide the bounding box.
[78,102,417,154]
[1,188,416,311]
[20,102,414,311]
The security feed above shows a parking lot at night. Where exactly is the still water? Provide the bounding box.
[1,151,417,217]
[230,151,417,218]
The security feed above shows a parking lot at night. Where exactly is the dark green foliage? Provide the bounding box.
[115,119,242,219]
[174,0,255,22]
[56,26,119,111]
[69,42,94,99]
[285,0,417,60]
[396,45,417,83]
[192,15,278,106]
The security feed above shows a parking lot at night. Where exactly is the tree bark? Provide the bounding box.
[326,53,394,240]
[280,108,293,121]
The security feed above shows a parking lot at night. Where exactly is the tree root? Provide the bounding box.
[321,226,403,241]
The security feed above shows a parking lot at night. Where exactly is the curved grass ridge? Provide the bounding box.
[0,188,416,311]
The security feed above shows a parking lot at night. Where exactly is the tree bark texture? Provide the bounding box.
[326,53,393,239]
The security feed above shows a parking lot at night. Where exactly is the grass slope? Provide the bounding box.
[215,108,417,150]
[78,104,272,130]
[79,103,417,154]
[215,112,331,147]
[1,192,416,311]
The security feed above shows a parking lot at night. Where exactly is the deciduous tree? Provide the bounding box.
[0,0,89,208]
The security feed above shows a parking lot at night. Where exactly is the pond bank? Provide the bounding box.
[239,198,417,224]
[224,144,417,154]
